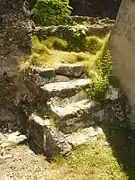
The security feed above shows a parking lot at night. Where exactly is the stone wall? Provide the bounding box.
[109,0,135,127]
[35,23,113,41]
[0,0,32,132]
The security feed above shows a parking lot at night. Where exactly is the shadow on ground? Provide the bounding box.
[101,120,135,180]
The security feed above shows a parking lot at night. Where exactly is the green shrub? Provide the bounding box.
[86,36,103,54]
[66,27,102,53]
[42,37,68,50]
[31,0,72,26]
[67,25,88,52]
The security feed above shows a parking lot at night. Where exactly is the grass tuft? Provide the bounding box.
[32,35,50,54]
[86,36,103,54]
[42,37,68,51]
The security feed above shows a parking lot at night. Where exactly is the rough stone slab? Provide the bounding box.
[40,78,91,99]
[29,66,56,78]
[47,99,102,133]
[65,127,104,147]
[105,85,119,100]
[55,64,85,77]
[48,99,100,118]
[7,131,27,145]
[27,74,71,88]
[46,128,72,158]
[53,75,70,83]
[27,114,72,158]
[28,114,49,150]
[47,90,88,107]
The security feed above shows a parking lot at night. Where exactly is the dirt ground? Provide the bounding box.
[0,127,129,180]
[0,132,51,180]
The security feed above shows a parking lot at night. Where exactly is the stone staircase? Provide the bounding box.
[23,64,128,159]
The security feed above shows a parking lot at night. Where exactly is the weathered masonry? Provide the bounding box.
[109,0,135,127]
[0,0,32,131]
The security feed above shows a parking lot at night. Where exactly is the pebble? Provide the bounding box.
[0,142,11,148]
[0,154,13,160]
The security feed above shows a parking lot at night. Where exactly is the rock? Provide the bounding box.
[104,85,130,121]
[28,73,49,87]
[0,0,32,133]
[0,142,11,148]
[47,99,101,133]
[28,115,50,150]
[55,64,86,77]
[66,127,104,147]
[0,154,13,160]
[47,90,88,108]
[27,114,72,158]
[7,131,27,144]
[53,75,70,82]
[105,85,119,100]
[92,109,105,122]
[26,72,71,88]
[46,128,72,158]
[40,78,91,100]
[1,174,13,180]
[29,66,56,79]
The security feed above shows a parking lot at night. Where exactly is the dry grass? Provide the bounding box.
[44,135,127,180]
[20,34,110,74]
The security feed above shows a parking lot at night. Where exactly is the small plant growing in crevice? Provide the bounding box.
[96,50,112,77]
[87,50,112,101]
[87,72,110,101]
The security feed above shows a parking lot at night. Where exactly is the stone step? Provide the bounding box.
[29,66,56,78]
[27,66,71,87]
[65,126,104,147]
[47,99,103,134]
[27,114,72,159]
[40,78,92,100]
[46,90,88,107]
[55,64,86,78]
[27,114,104,159]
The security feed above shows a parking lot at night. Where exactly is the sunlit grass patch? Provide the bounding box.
[44,136,127,180]
[20,34,110,75]
[42,37,68,51]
